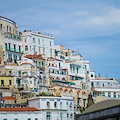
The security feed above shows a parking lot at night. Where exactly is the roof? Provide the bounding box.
[25,54,45,60]
[0,107,40,111]
[84,99,120,114]
[2,97,17,101]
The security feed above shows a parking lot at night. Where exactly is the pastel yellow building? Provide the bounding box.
[0,76,15,88]
[0,16,18,36]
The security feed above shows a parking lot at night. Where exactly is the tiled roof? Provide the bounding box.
[0,107,40,111]
[25,54,45,60]
[2,97,17,100]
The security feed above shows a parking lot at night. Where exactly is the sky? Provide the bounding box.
[0,0,120,80]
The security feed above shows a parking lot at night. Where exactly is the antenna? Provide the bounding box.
[106,73,108,79]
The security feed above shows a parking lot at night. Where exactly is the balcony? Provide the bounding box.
[4,32,21,40]
[6,47,23,54]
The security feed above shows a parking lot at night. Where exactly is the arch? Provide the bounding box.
[56,77,60,80]
[47,101,50,108]
[54,102,57,108]
[62,78,65,81]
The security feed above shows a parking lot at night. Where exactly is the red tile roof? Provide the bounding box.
[2,97,17,101]
[0,107,40,111]
[25,54,45,60]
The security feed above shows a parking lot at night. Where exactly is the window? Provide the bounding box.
[114,92,116,98]
[77,67,79,73]
[8,54,12,62]
[3,119,7,120]
[25,45,28,51]
[43,39,44,45]
[70,113,73,118]
[43,48,45,54]
[39,47,41,54]
[8,43,11,50]
[73,66,75,72]
[28,118,31,120]
[108,92,111,98]
[47,101,50,108]
[91,74,93,77]
[46,112,50,120]
[60,113,62,120]
[14,45,16,52]
[102,92,105,96]
[33,46,36,53]
[54,102,57,108]
[50,50,52,57]
[0,24,2,30]
[7,26,8,32]
[50,41,52,46]
[65,52,68,56]
[60,102,62,108]
[102,83,104,87]
[10,27,11,32]
[38,39,40,44]
[33,38,36,43]
[13,28,14,34]
[66,102,68,108]
[25,38,27,43]
[67,113,69,118]
[9,80,12,85]
[14,55,17,63]
[19,46,21,53]
[35,118,38,120]
[5,43,7,50]
[1,80,4,86]
[14,119,18,120]
[30,46,31,51]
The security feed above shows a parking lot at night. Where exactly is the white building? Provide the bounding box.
[21,30,54,57]
[0,107,41,120]
[90,71,120,101]
[29,96,74,120]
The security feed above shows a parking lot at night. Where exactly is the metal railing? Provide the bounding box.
[6,47,23,53]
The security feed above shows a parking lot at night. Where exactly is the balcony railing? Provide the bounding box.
[6,47,23,53]
[4,32,21,40]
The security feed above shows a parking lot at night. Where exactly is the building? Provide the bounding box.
[0,107,41,120]
[21,30,54,57]
[0,16,23,65]
[90,71,120,102]
[29,96,74,120]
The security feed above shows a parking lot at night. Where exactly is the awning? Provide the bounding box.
[68,89,73,92]
[77,90,80,93]
[59,87,63,90]
[64,88,68,91]
[82,91,86,94]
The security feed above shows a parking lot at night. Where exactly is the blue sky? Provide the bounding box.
[1,0,120,80]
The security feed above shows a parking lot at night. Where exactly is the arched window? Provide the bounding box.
[46,112,50,120]
[114,92,116,98]
[54,102,57,108]
[108,92,111,98]
[102,83,104,87]
[70,113,73,118]
[47,101,50,108]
